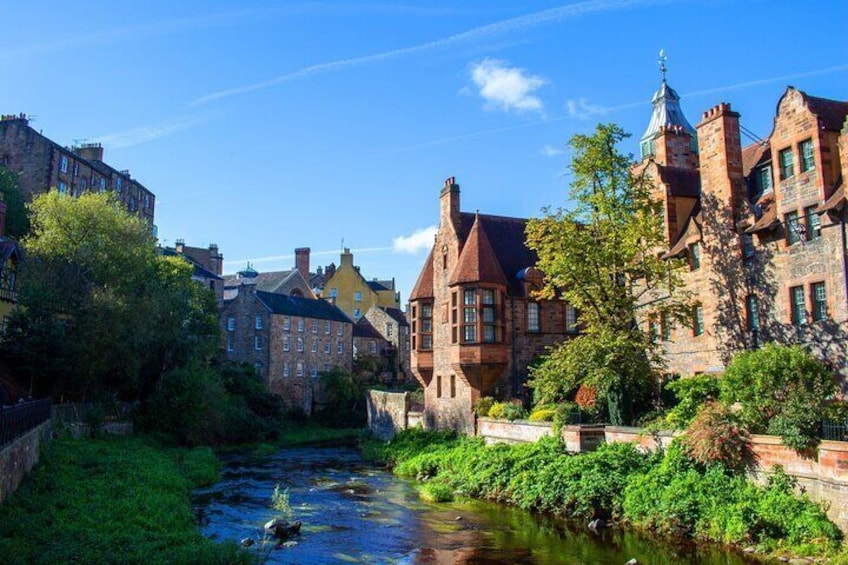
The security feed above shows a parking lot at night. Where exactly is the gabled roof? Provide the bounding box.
[450,214,508,286]
[664,203,702,259]
[382,307,409,327]
[161,247,221,280]
[409,246,435,301]
[802,91,848,131]
[255,291,351,323]
[224,270,296,292]
[353,317,384,339]
[657,164,700,198]
[742,142,771,178]
[458,212,537,286]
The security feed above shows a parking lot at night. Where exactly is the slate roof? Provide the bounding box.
[382,307,409,327]
[803,91,848,131]
[224,270,296,293]
[161,248,221,280]
[742,142,771,178]
[367,280,388,292]
[450,214,509,286]
[819,183,846,214]
[458,212,537,291]
[255,290,351,323]
[409,247,435,300]
[657,165,700,198]
[353,317,383,339]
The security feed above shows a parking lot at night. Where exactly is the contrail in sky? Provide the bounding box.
[92,113,217,149]
[190,0,671,106]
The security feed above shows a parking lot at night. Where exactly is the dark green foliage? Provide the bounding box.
[315,366,367,428]
[721,344,835,451]
[663,374,721,428]
[488,400,528,421]
[0,437,247,564]
[473,396,495,417]
[0,166,30,237]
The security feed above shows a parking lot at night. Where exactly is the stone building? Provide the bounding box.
[221,285,353,414]
[159,240,224,303]
[635,73,848,386]
[223,249,315,302]
[320,248,400,321]
[409,177,580,433]
[0,114,155,224]
[362,305,411,382]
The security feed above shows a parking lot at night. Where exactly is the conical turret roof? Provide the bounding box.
[641,79,696,141]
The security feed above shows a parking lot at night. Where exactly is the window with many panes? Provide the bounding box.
[785,211,801,245]
[312,320,318,333]
[325,321,331,334]
[481,289,497,343]
[418,303,433,350]
[324,342,331,354]
[463,289,477,343]
[60,155,69,173]
[693,306,704,336]
[779,147,794,180]
[799,139,814,173]
[743,233,755,262]
[746,294,760,332]
[311,340,317,352]
[255,315,263,329]
[755,165,773,198]
[283,363,290,377]
[254,335,263,350]
[283,316,291,331]
[805,206,821,241]
[337,341,344,355]
[297,318,304,332]
[527,302,540,333]
[812,282,827,321]
[227,317,235,331]
[296,362,304,377]
[311,366,318,379]
[790,285,806,325]
[689,243,701,270]
[283,336,290,351]
[565,305,579,334]
[337,323,343,336]
[297,337,304,352]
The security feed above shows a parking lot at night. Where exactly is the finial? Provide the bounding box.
[658,48,668,82]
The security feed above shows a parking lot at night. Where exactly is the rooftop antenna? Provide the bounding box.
[658,49,668,82]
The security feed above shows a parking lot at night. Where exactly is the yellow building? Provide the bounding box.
[320,248,400,321]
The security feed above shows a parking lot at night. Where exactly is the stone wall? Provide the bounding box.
[477,418,552,445]
[0,420,51,504]
[366,390,410,441]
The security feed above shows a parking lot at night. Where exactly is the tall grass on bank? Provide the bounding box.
[0,436,247,565]
[364,428,842,554]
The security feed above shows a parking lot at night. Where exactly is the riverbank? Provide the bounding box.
[363,428,848,563]
[0,436,248,564]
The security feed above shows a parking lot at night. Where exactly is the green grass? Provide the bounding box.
[419,481,454,503]
[0,436,248,565]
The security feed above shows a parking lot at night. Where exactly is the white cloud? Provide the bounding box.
[540,144,564,157]
[393,226,438,254]
[565,97,608,120]
[92,113,216,149]
[470,58,546,112]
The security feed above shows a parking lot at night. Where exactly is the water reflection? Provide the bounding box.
[193,447,754,565]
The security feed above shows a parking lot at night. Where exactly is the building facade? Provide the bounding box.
[409,177,579,433]
[0,114,155,224]
[320,248,401,321]
[362,305,411,382]
[159,240,224,303]
[221,286,353,414]
[636,76,848,387]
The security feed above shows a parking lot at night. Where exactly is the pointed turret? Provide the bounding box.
[449,214,508,286]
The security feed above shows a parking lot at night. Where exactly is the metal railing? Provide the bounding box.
[821,419,848,442]
[0,399,52,448]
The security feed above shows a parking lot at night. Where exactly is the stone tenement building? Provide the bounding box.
[321,248,401,321]
[635,73,848,386]
[409,178,580,433]
[221,284,353,415]
[159,240,224,304]
[223,249,314,302]
[362,305,411,381]
[0,114,155,224]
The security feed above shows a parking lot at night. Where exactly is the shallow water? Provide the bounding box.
[193,446,757,564]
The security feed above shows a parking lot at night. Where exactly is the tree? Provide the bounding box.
[525,124,692,424]
[0,167,30,237]
[2,192,217,400]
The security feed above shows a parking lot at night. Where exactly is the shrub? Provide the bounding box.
[721,344,835,451]
[682,402,750,472]
[664,374,720,428]
[502,400,529,421]
[420,481,454,503]
[528,408,557,422]
[474,396,495,417]
[488,401,507,419]
[574,383,597,410]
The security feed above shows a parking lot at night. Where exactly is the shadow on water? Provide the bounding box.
[193,447,757,565]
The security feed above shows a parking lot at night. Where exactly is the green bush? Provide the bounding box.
[721,344,835,451]
[420,481,454,503]
[664,374,720,428]
[528,408,557,422]
[488,400,528,421]
[474,396,495,417]
[488,401,507,419]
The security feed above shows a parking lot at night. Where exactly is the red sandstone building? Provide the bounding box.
[636,75,848,387]
[409,178,579,433]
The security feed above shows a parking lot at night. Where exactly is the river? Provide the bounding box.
[193,446,756,564]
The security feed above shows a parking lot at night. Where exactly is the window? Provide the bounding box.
[116,178,123,192]
[354,291,362,302]
[297,318,304,332]
[386,324,393,338]
[689,243,701,270]
[255,315,263,329]
[227,334,234,353]
[227,317,235,331]
[57,181,67,194]
[72,162,79,176]
[370,341,377,354]
[785,211,801,245]
[450,375,456,398]
[312,320,318,333]
[649,318,660,343]
[353,308,361,318]
[337,323,344,336]
[754,165,773,198]
[463,289,477,343]
[60,155,69,173]
[436,375,442,398]
[779,147,794,180]
[311,366,318,379]
[296,362,304,377]
[254,335,263,350]
[421,334,433,350]
[661,313,671,341]
[297,337,304,352]
[337,341,344,355]
[746,295,760,332]
[330,288,338,298]
[742,233,755,262]
[325,321,331,334]
[799,139,814,173]
[805,206,821,241]
[527,302,540,333]
[283,317,291,331]
[99,177,106,191]
[283,363,290,377]
[693,306,704,336]
[254,363,263,377]
[790,285,807,325]
[565,305,579,334]
[324,342,331,354]
[311,340,318,353]
[283,336,290,352]
[812,282,827,321]
[419,303,433,350]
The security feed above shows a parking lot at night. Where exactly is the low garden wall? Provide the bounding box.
[366,390,411,441]
[0,420,51,504]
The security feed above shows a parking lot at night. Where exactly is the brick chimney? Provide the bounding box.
[654,124,699,170]
[0,192,6,237]
[340,248,354,268]
[175,238,185,255]
[209,244,223,275]
[295,247,310,282]
[696,103,745,222]
[440,176,460,231]
[74,142,104,162]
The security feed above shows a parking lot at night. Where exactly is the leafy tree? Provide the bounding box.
[526,124,692,424]
[2,192,217,400]
[0,167,30,237]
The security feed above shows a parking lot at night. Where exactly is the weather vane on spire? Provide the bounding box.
[658,49,668,82]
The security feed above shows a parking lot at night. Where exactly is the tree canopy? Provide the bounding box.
[525,124,692,424]
[0,167,30,238]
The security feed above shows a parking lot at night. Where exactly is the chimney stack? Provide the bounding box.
[74,142,104,162]
[295,247,310,282]
[175,238,185,255]
[209,243,223,275]
[340,248,354,268]
[440,176,460,231]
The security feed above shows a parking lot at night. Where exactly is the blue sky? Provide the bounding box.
[2,0,846,300]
